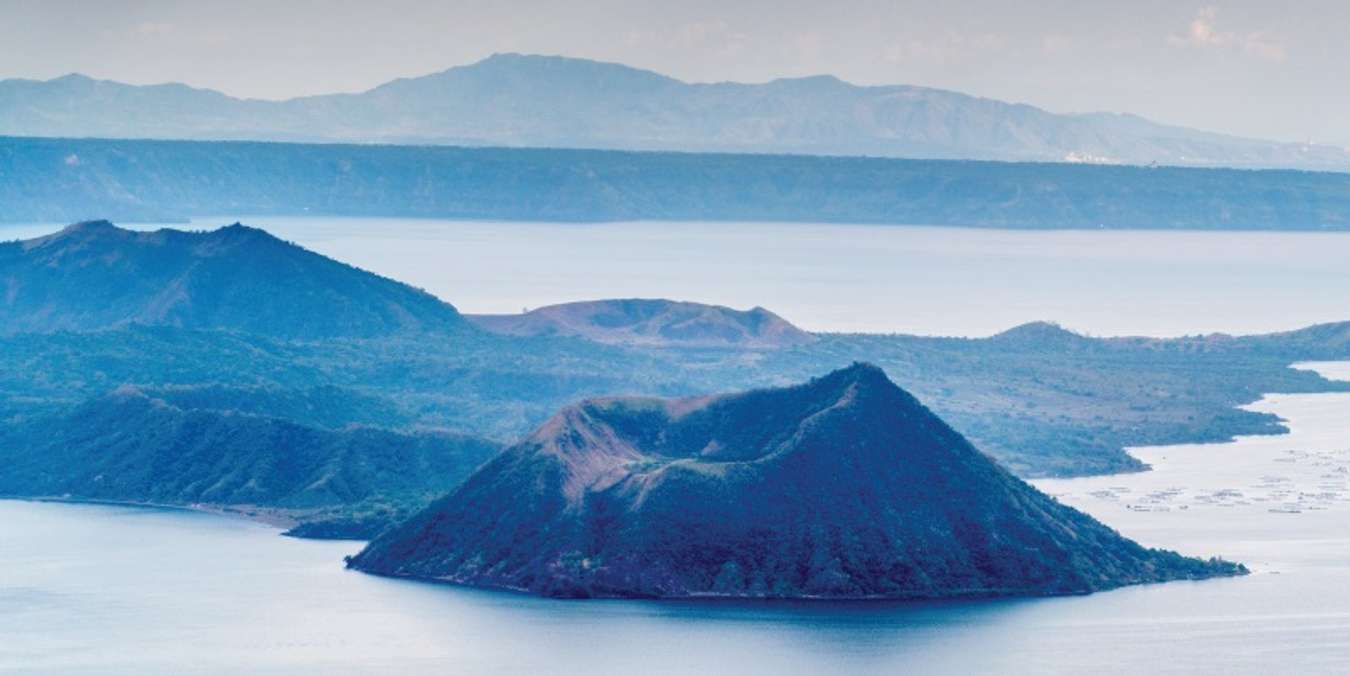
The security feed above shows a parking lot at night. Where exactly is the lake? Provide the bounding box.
[4,217,1350,336]
[4,363,1348,675]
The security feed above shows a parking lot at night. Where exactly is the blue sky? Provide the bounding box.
[2,0,1346,144]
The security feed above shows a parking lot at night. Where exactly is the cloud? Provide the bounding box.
[1170,6,1285,61]
[882,31,1007,65]
[1183,6,1223,45]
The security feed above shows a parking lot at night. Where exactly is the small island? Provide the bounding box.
[348,364,1244,599]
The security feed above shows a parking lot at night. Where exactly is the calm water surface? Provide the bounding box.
[4,217,1349,672]
[4,217,1350,336]
[3,364,1348,675]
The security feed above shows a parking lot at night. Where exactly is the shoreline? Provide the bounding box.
[1034,372,1350,576]
[8,361,1349,555]
[0,495,301,530]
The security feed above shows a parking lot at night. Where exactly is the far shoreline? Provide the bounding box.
[0,495,300,531]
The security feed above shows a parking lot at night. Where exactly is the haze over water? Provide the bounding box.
[6,217,1350,337]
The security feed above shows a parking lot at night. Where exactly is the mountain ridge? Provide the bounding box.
[0,386,502,513]
[0,220,470,338]
[4,52,1347,171]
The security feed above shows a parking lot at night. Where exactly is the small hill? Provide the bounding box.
[1243,321,1350,358]
[467,299,816,348]
[348,363,1242,598]
[0,220,468,338]
[0,387,501,511]
[987,321,1097,351]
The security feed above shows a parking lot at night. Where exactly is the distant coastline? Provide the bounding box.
[5,135,1350,230]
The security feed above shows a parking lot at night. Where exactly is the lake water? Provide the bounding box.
[4,217,1350,336]
[4,363,1348,675]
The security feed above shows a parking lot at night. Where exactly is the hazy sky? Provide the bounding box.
[3,0,1347,144]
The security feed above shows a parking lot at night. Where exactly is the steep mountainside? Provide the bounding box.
[467,299,817,348]
[349,364,1242,598]
[0,387,501,512]
[3,54,1347,170]
[0,220,468,337]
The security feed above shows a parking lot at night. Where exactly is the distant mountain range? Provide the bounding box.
[0,220,468,338]
[349,364,1243,598]
[467,299,817,348]
[2,53,1347,171]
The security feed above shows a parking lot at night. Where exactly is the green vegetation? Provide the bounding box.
[2,220,1347,540]
[0,387,500,535]
[2,320,1345,488]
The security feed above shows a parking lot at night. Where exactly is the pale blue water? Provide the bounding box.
[5,217,1350,673]
[4,364,1349,675]
[4,217,1350,336]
